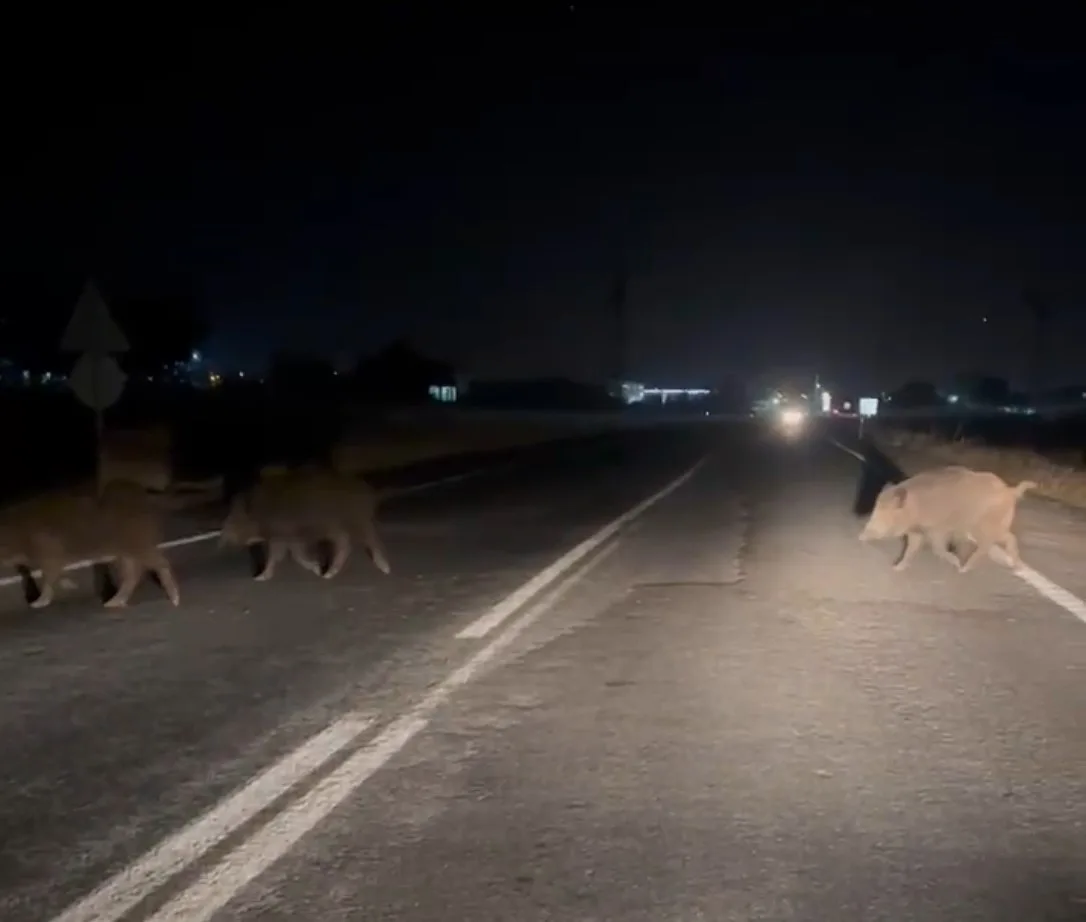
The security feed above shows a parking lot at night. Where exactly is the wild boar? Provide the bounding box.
[219,464,391,581]
[859,466,1037,572]
[0,480,183,609]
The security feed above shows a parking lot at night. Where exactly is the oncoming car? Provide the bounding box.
[775,404,808,437]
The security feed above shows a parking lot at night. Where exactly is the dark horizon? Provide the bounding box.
[8,11,1086,393]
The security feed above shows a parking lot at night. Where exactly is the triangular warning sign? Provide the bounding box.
[60,280,130,353]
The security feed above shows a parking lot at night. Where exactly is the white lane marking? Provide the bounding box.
[456,455,708,639]
[996,553,1086,626]
[832,440,1086,626]
[828,437,865,462]
[145,538,622,922]
[389,462,515,497]
[46,713,377,922]
[0,466,507,589]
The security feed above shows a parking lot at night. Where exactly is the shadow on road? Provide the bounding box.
[852,439,907,518]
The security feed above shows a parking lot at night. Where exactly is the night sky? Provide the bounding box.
[9,10,1086,392]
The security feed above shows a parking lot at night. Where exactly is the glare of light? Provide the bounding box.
[192,350,201,362]
[780,408,806,426]
[771,395,781,405]
[820,391,832,413]
[948,394,959,404]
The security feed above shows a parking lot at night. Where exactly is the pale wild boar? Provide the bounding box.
[219,465,391,581]
[0,480,182,609]
[859,466,1037,572]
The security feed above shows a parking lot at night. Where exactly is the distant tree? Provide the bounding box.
[707,374,750,413]
[464,377,621,411]
[1,277,72,373]
[1023,288,1051,400]
[111,293,212,376]
[353,339,455,405]
[268,352,337,397]
[970,376,1010,406]
[0,278,211,376]
[888,380,941,408]
[951,373,1011,407]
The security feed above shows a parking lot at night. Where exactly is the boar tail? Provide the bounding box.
[1012,480,1039,499]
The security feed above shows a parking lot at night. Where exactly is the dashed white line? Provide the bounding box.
[456,455,708,639]
[832,437,1086,626]
[47,713,377,922]
[997,555,1086,626]
[109,532,622,922]
[828,437,865,462]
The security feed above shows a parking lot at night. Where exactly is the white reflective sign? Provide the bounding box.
[859,397,879,417]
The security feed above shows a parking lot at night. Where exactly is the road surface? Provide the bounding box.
[1,426,1084,921]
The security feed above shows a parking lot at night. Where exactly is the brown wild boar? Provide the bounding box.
[859,466,1037,572]
[0,480,184,609]
[219,465,391,581]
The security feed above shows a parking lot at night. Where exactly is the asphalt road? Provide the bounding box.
[2,425,1085,921]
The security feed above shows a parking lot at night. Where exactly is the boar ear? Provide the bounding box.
[882,484,908,508]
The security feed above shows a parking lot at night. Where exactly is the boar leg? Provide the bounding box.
[999,531,1022,569]
[146,548,181,606]
[360,519,391,575]
[255,539,287,580]
[30,553,66,609]
[892,532,923,571]
[104,557,142,608]
[926,530,964,569]
[288,540,322,576]
[958,538,992,572]
[324,528,351,579]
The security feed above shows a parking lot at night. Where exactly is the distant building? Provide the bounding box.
[613,380,711,405]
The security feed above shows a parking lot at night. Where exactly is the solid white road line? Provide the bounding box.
[48,713,377,922]
[456,455,709,639]
[142,538,624,922]
[0,465,508,590]
[995,553,1086,626]
[828,438,865,462]
[832,438,1086,626]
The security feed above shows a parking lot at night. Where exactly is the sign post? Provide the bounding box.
[61,281,130,488]
[858,396,879,441]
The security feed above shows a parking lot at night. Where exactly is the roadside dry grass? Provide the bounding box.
[101,414,597,486]
[330,419,580,474]
[871,426,1086,510]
